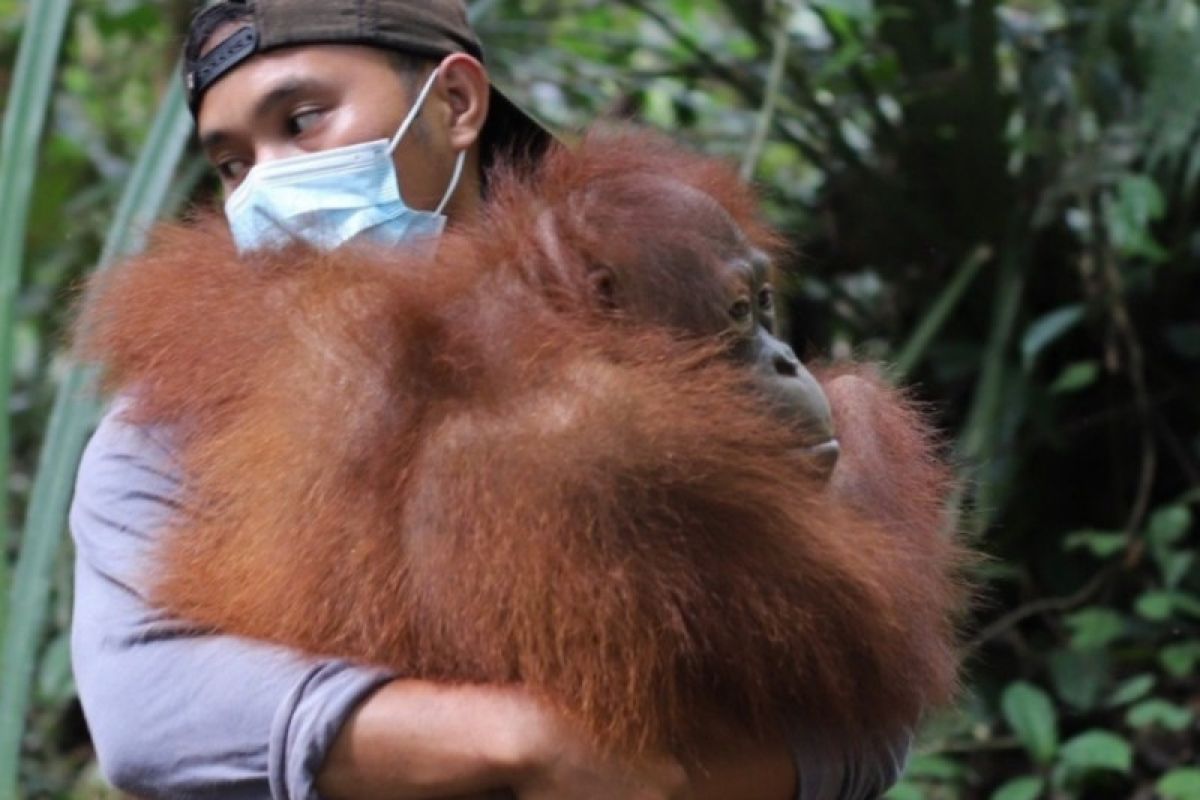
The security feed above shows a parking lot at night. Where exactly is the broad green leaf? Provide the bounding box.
[1159,768,1200,800]
[1064,607,1124,649]
[991,775,1045,800]
[1148,506,1195,587]
[0,72,192,794]
[1049,648,1106,710]
[1160,641,1200,679]
[0,4,76,791]
[1021,305,1084,370]
[1162,551,1196,589]
[0,0,72,621]
[1105,173,1169,261]
[34,631,73,706]
[1126,699,1194,731]
[1149,505,1193,547]
[1137,590,1200,621]
[1063,529,1126,559]
[1059,730,1133,775]
[1049,360,1100,394]
[884,783,923,800]
[1108,673,1156,707]
[1136,590,1176,621]
[1177,593,1200,618]
[1002,681,1058,764]
[812,0,875,21]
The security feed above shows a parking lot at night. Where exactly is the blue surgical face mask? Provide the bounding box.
[224,69,466,253]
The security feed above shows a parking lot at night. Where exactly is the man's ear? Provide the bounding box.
[436,53,490,152]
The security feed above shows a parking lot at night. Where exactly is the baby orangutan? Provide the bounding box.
[78,129,967,762]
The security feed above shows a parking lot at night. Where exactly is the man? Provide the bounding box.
[70,1,907,797]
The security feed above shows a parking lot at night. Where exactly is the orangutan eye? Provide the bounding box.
[758,287,775,312]
[730,298,752,322]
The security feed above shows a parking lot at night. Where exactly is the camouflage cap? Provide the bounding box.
[183,0,551,166]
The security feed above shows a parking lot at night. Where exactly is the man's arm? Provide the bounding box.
[70,401,402,799]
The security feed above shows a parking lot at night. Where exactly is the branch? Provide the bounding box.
[740,0,792,180]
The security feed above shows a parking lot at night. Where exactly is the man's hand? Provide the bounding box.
[318,679,795,800]
[508,698,690,800]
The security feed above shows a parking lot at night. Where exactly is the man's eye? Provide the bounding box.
[287,109,322,136]
[218,159,250,182]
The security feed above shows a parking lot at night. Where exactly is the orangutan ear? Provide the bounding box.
[588,266,617,310]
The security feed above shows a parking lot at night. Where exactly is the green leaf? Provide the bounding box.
[884,783,923,800]
[1137,590,1200,621]
[1108,673,1156,707]
[1049,360,1100,394]
[1002,681,1059,764]
[1149,505,1192,547]
[1159,768,1200,800]
[1105,173,1169,261]
[1162,551,1196,589]
[1064,607,1125,649]
[1160,641,1200,679]
[0,4,77,790]
[0,72,192,794]
[34,631,73,706]
[1175,592,1200,617]
[1049,648,1107,710]
[1059,730,1133,775]
[0,0,72,622]
[1147,506,1195,587]
[991,775,1045,800]
[1064,529,1126,559]
[1022,305,1084,370]
[1136,590,1176,621]
[1126,699,1194,731]
[812,0,875,21]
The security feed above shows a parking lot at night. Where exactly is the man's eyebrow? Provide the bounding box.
[198,78,328,152]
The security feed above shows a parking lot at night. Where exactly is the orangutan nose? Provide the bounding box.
[774,350,799,377]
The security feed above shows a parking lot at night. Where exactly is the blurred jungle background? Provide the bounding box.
[1,0,1197,797]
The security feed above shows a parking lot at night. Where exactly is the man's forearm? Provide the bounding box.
[317,680,532,799]
[318,680,797,800]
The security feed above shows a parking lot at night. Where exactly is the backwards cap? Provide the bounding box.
[183,0,551,166]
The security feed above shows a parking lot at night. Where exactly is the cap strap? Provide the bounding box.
[187,25,260,105]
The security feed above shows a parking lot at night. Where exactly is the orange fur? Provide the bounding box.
[76,129,968,757]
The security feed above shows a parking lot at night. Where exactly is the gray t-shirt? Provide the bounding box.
[70,400,908,799]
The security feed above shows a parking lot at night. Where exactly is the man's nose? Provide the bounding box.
[255,143,308,164]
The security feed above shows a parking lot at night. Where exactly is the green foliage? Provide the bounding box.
[1,0,1197,797]
[1002,681,1059,765]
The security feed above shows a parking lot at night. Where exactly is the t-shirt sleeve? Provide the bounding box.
[69,400,395,800]
[791,725,912,800]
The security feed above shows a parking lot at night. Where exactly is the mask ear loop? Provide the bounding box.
[388,68,442,154]
[434,150,467,215]
[388,65,468,216]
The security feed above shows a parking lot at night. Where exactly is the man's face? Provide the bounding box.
[196,34,481,216]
